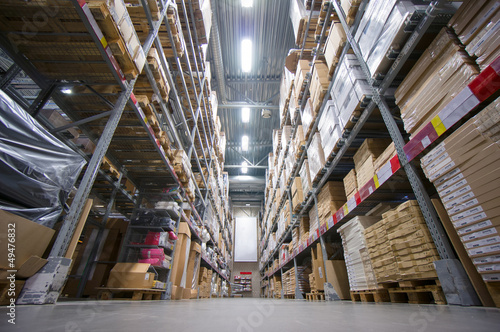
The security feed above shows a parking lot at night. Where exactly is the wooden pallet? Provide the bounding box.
[97,287,163,301]
[284,294,295,299]
[381,279,446,305]
[350,289,390,303]
[306,292,325,301]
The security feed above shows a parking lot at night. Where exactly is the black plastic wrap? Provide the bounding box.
[0,90,86,227]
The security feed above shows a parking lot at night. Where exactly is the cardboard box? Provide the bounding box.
[0,210,54,279]
[106,263,155,288]
[170,222,192,287]
[185,242,202,290]
[182,287,192,299]
[324,260,350,299]
[171,285,184,300]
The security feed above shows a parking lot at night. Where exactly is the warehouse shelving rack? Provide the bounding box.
[259,0,500,303]
[0,0,230,302]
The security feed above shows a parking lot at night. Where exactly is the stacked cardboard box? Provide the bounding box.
[420,99,500,287]
[343,169,358,200]
[273,129,282,161]
[272,275,282,298]
[373,142,397,173]
[366,201,440,281]
[307,132,326,181]
[338,216,380,291]
[289,0,320,50]
[300,217,310,243]
[292,227,300,250]
[294,125,306,159]
[291,177,304,211]
[309,204,319,236]
[309,272,317,292]
[324,23,347,75]
[317,181,346,227]
[294,60,312,106]
[340,0,363,25]
[353,139,392,188]
[309,61,331,113]
[396,27,479,137]
[448,0,500,70]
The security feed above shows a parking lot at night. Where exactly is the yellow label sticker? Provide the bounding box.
[343,205,348,215]
[100,36,108,49]
[374,174,380,188]
[431,115,446,136]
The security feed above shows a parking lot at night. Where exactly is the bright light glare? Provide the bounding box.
[242,107,250,123]
[242,0,253,7]
[61,88,72,94]
[241,39,252,73]
[241,161,248,174]
[242,135,249,151]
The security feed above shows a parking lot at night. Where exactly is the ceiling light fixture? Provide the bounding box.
[61,88,72,94]
[241,0,253,8]
[242,135,249,151]
[241,39,252,73]
[242,107,250,123]
[241,161,248,174]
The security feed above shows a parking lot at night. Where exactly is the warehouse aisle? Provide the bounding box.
[1,299,499,331]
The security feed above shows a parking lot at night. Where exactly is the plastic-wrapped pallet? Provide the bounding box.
[307,132,326,181]
[318,101,343,158]
[289,0,320,49]
[420,98,500,284]
[302,98,316,139]
[299,159,312,195]
[330,54,371,131]
[337,216,380,291]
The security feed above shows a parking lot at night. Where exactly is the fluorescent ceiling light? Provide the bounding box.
[61,88,72,94]
[242,107,250,123]
[242,135,249,151]
[241,161,248,174]
[242,0,253,7]
[246,203,251,207]
[241,39,252,73]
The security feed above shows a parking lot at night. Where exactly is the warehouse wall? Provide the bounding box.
[232,262,260,298]
[232,207,261,297]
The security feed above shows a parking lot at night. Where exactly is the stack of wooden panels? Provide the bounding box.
[317,182,346,228]
[353,139,392,188]
[448,0,500,71]
[338,216,380,291]
[343,169,358,201]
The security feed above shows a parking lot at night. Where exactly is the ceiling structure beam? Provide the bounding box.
[224,165,268,169]
[218,103,279,110]
[226,77,281,84]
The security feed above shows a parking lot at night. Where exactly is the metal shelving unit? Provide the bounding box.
[0,0,231,301]
[259,0,500,302]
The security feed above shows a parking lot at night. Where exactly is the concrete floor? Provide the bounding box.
[1,298,500,332]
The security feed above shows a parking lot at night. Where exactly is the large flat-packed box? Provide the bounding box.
[396,27,479,136]
[0,210,54,280]
[185,242,202,291]
[448,0,500,70]
[289,0,320,48]
[311,243,334,291]
[324,260,351,299]
[106,263,155,288]
[294,60,312,105]
[317,182,346,226]
[170,222,192,287]
[343,169,358,199]
[302,98,316,139]
[299,159,312,195]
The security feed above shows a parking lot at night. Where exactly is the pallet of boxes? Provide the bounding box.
[363,201,446,305]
